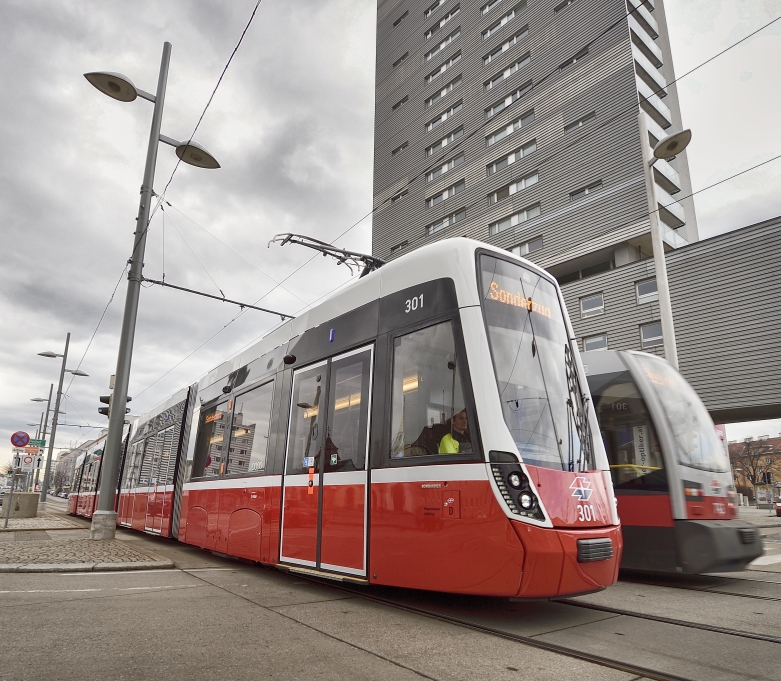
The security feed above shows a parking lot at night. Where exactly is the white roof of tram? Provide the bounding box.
[196,238,553,392]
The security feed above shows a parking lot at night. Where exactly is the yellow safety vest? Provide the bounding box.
[438,433,460,454]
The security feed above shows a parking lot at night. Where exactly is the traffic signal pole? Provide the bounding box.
[90,43,171,540]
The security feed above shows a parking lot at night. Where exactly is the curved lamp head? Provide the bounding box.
[30,397,47,402]
[175,141,221,169]
[653,129,692,160]
[84,71,138,103]
[38,351,59,358]
[68,370,89,377]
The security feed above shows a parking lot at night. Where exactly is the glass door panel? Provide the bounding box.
[320,347,372,575]
[280,361,327,567]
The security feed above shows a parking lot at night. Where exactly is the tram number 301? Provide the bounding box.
[577,503,596,522]
[405,294,423,313]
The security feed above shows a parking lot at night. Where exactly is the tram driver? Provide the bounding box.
[438,409,471,454]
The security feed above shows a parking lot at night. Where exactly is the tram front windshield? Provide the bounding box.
[633,354,728,473]
[480,254,593,471]
[588,370,667,491]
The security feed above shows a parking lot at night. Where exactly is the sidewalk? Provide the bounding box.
[0,510,174,573]
[736,505,781,531]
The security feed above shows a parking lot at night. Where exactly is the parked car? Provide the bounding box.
[776,501,781,517]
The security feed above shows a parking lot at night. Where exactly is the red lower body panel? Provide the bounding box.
[513,522,622,597]
[320,484,365,572]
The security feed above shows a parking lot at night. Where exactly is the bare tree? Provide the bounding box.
[730,439,781,499]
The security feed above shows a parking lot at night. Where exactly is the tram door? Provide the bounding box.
[144,428,173,533]
[280,346,373,576]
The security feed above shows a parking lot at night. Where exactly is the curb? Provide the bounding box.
[0,560,174,573]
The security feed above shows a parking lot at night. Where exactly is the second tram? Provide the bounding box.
[583,350,763,573]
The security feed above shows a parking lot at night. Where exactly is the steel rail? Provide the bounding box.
[558,598,781,644]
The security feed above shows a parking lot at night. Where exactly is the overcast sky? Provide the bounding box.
[1,0,780,470]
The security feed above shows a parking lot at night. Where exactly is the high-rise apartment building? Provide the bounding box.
[372,0,696,355]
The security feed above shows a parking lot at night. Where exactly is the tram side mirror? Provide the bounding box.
[447,361,456,370]
[283,354,296,365]
[222,386,231,394]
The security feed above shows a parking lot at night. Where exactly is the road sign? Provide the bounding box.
[30,438,46,447]
[11,431,30,448]
[24,446,40,455]
[20,455,35,470]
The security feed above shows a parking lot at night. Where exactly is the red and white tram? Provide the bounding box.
[583,349,763,573]
[67,435,106,518]
[77,239,622,597]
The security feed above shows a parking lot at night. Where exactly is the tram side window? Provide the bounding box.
[192,402,231,479]
[390,321,473,459]
[137,436,157,487]
[226,381,274,475]
[158,426,176,485]
[589,371,667,492]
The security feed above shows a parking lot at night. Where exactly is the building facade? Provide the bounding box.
[373,0,696,349]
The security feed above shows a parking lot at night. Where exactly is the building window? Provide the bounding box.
[564,111,596,133]
[426,101,462,132]
[570,180,603,201]
[482,1,527,41]
[427,179,465,208]
[425,5,460,40]
[482,0,503,15]
[641,321,663,349]
[425,75,462,108]
[486,109,534,147]
[636,278,658,304]
[391,189,408,203]
[391,241,408,254]
[425,52,461,85]
[392,141,409,156]
[426,208,466,235]
[511,236,543,257]
[488,171,538,205]
[484,53,530,91]
[580,293,604,318]
[560,47,588,71]
[426,153,464,182]
[486,139,537,175]
[488,203,540,235]
[583,334,608,352]
[554,0,576,12]
[483,25,529,65]
[425,27,461,61]
[393,10,409,27]
[424,0,448,19]
[392,96,409,111]
[393,52,409,69]
[485,80,532,119]
[427,126,463,156]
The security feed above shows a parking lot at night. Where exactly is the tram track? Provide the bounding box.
[557,597,781,644]
[281,573,697,681]
[620,574,781,604]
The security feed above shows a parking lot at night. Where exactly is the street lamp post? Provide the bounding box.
[30,384,52,492]
[37,338,89,509]
[637,112,692,370]
[85,43,220,540]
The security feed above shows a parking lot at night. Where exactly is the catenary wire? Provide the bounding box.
[163,201,309,306]
[161,205,226,298]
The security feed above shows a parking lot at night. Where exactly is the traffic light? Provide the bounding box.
[98,394,131,417]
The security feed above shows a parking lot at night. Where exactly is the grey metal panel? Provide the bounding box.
[562,217,781,422]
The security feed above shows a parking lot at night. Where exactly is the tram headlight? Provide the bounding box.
[508,472,523,489]
[519,492,534,510]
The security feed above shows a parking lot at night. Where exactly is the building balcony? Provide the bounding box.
[637,76,672,128]
[662,223,688,249]
[629,15,663,67]
[656,184,686,228]
[633,45,666,96]
[653,157,681,194]
[643,111,667,146]
[627,0,659,39]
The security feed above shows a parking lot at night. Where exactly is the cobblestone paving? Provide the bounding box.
[0,537,162,565]
[0,514,80,531]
